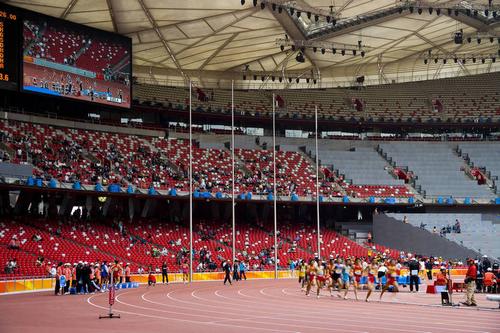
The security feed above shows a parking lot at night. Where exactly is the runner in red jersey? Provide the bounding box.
[380,259,399,300]
[351,258,363,301]
[305,259,317,297]
[365,261,378,302]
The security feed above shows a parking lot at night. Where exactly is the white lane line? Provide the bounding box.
[86,293,296,333]
[279,287,500,321]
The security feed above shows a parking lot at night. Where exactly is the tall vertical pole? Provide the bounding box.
[315,105,321,260]
[231,81,236,264]
[273,93,278,279]
[189,81,193,282]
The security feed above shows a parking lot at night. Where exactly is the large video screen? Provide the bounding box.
[0,5,20,91]
[21,11,131,108]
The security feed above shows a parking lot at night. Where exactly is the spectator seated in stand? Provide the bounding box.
[8,236,20,250]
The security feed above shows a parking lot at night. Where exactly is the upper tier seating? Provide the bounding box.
[235,149,316,196]
[380,143,495,199]
[1,119,498,200]
[309,147,403,186]
[459,143,500,195]
[304,146,412,198]
[133,72,500,122]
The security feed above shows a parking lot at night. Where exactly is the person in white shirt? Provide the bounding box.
[377,263,388,289]
[196,262,204,272]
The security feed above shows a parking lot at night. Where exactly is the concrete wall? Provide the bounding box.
[373,213,480,261]
[1,111,166,138]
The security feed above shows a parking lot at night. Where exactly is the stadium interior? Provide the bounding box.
[0,0,499,332]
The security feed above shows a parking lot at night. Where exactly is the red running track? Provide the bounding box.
[0,279,498,333]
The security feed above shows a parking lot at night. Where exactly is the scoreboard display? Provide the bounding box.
[0,3,132,109]
[0,4,20,91]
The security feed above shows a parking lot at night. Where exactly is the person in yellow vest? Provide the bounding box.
[298,260,306,289]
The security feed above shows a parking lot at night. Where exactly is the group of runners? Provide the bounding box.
[298,256,401,301]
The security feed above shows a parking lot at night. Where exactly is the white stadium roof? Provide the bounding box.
[8,0,500,88]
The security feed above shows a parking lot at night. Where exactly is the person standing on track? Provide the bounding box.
[408,257,420,293]
[182,260,189,284]
[223,260,232,286]
[100,261,109,289]
[425,258,433,281]
[55,262,63,296]
[71,263,77,291]
[162,261,169,285]
[239,260,247,281]
[110,260,122,286]
[94,264,101,290]
[63,263,72,294]
[125,263,131,283]
[462,258,477,306]
[81,262,92,294]
[233,260,240,282]
[435,266,450,305]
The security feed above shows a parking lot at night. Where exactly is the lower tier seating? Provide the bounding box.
[0,217,376,278]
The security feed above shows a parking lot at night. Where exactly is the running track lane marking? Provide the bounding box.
[183,288,368,333]
[159,288,370,333]
[211,288,419,333]
[280,287,500,317]
[219,286,498,332]
[90,285,499,333]
[86,291,299,333]
[255,287,498,332]
[141,289,306,324]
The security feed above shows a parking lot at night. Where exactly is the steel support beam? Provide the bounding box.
[138,0,189,82]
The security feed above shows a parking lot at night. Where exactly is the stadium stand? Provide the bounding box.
[3,2,500,332]
[387,213,499,260]
[0,216,375,278]
[459,143,500,195]
[379,142,496,200]
[3,116,500,201]
[303,145,413,199]
[133,73,500,122]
